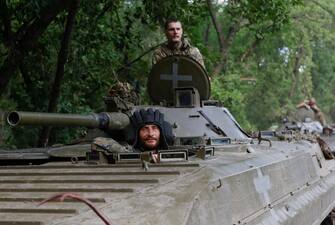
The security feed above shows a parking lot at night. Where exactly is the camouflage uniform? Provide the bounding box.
[92,137,133,153]
[107,82,139,105]
[152,39,205,68]
[92,108,173,153]
[93,82,139,152]
[297,99,327,126]
[105,81,139,112]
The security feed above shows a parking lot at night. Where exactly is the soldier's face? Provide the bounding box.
[165,21,183,43]
[139,124,160,150]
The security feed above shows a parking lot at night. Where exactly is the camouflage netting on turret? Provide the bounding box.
[104,82,139,112]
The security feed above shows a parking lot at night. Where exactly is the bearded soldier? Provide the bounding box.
[92,108,173,163]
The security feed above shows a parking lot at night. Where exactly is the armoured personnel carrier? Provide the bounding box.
[1,56,335,225]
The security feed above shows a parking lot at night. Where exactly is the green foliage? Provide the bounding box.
[143,0,207,27]
[2,0,335,148]
[226,0,303,38]
[211,72,253,131]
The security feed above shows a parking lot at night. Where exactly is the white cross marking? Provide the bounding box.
[254,168,289,224]
[254,168,271,204]
[160,63,192,89]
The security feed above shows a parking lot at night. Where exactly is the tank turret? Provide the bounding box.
[143,55,249,144]
[6,56,250,149]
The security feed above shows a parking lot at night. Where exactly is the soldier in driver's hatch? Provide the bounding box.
[92,108,173,162]
[152,18,205,68]
[130,108,173,162]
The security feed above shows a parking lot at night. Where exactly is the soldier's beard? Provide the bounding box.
[142,138,160,150]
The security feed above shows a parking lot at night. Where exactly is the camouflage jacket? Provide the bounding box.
[152,39,205,68]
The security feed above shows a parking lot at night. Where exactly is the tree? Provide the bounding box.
[2,0,335,148]
[38,0,80,147]
[0,0,71,96]
[206,0,303,76]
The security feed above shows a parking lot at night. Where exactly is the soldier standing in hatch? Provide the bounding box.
[152,18,205,68]
[296,97,327,126]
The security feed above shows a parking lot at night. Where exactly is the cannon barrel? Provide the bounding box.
[7,111,130,130]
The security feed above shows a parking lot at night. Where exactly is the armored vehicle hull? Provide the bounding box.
[2,56,335,225]
[0,138,334,225]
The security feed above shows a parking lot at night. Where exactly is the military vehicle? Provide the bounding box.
[1,55,335,225]
[277,106,324,135]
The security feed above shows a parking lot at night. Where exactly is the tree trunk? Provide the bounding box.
[19,65,33,96]
[240,38,260,62]
[204,22,211,47]
[38,0,80,147]
[289,44,304,98]
[212,24,238,76]
[0,0,70,97]
[206,0,239,76]
[0,0,13,46]
[206,0,224,51]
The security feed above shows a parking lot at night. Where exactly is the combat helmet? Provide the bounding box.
[130,108,173,151]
